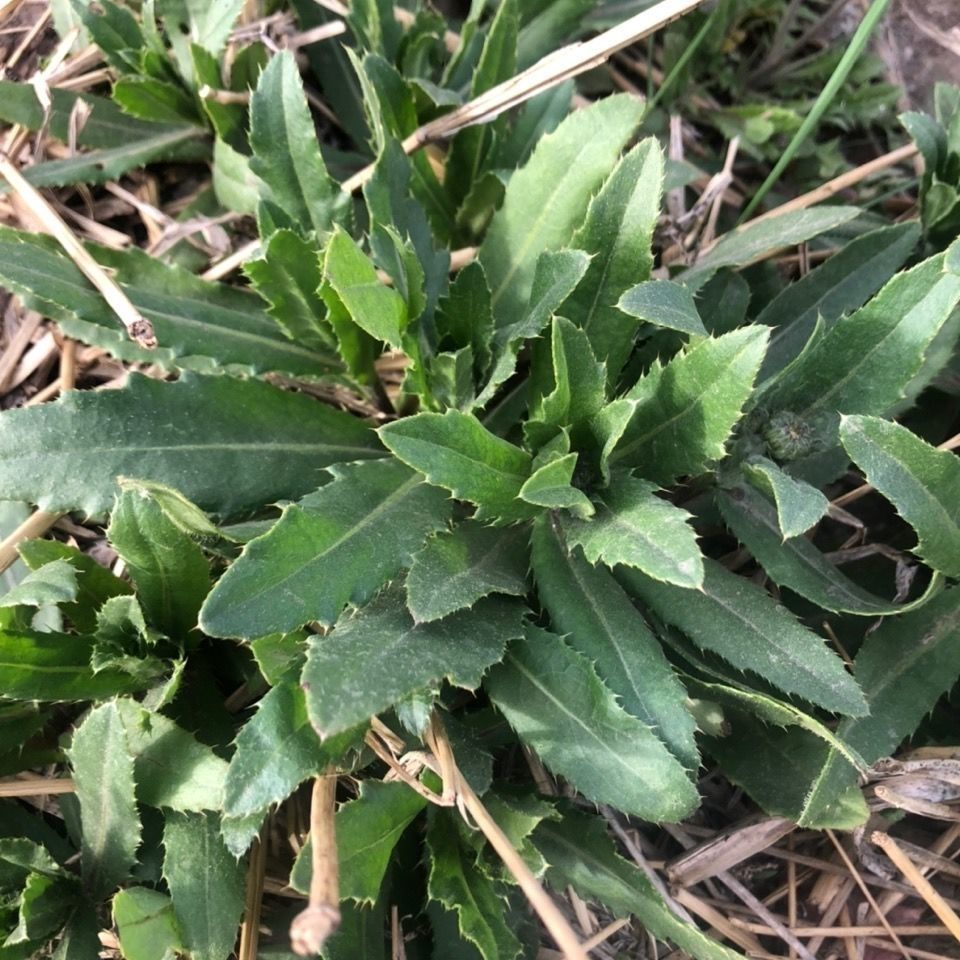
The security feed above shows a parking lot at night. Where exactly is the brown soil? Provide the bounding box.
[889,0,960,110]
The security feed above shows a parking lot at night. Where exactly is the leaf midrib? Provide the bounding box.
[800,274,960,417]
[225,474,423,615]
[699,577,860,710]
[734,491,888,611]
[504,651,653,778]
[612,337,758,464]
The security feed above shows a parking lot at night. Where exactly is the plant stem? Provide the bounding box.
[645,4,717,115]
[290,772,341,956]
[739,0,895,222]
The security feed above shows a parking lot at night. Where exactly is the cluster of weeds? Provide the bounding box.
[0,0,958,957]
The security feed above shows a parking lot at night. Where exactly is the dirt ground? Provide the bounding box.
[889,0,960,109]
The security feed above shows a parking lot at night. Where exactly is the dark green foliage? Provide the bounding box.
[0,3,957,958]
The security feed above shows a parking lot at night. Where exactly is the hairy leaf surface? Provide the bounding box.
[163,812,245,960]
[757,222,920,382]
[536,812,742,960]
[68,703,141,899]
[563,475,703,588]
[610,328,769,483]
[304,592,525,738]
[718,485,908,615]
[0,374,382,517]
[0,630,141,701]
[406,521,530,623]
[108,482,209,641]
[620,560,867,716]
[487,626,699,821]
[840,415,960,577]
[201,460,449,638]
[742,456,828,538]
[766,247,960,421]
[116,699,228,813]
[565,139,663,378]
[379,410,535,521]
[291,782,427,903]
[681,207,860,291]
[532,518,698,771]
[249,52,340,236]
[618,280,707,336]
[478,95,643,327]
[427,811,522,960]
[0,230,339,376]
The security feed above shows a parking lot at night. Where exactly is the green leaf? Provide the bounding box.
[115,699,228,813]
[0,229,338,377]
[321,899,387,960]
[687,676,865,770]
[487,625,699,822]
[18,127,206,190]
[354,55,454,239]
[680,207,861,291]
[742,456,828,538]
[610,327,770,483]
[18,540,131,634]
[562,474,703,588]
[379,410,535,522]
[321,228,409,349]
[0,373,383,517]
[6,871,77,945]
[705,706,870,828]
[563,138,663,379]
[291,781,427,903]
[171,0,245,57]
[717,484,909,615]
[0,82,192,149]
[444,0,517,208]
[515,0,593,68]
[222,681,359,822]
[107,482,209,640]
[112,888,184,960]
[535,812,742,960]
[531,317,606,430]
[518,453,595,518]
[78,0,141,72]
[620,559,868,717]
[68,702,141,899]
[617,280,707,336]
[91,595,165,684]
[840,415,960,577]
[427,810,522,960]
[531,517,698,772]
[766,247,960,422]
[436,262,494,381]
[478,95,643,329]
[0,560,77,609]
[245,230,337,354]
[212,138,258,215]
[250,632,306,686]
[303,591,525,739]
[249,51,341,237]
[0,839,64,882]
[756,223,920,383]
[163,812,245,960]
[406,521,529,623]
[201,459,450,639]
[476,249,591,408]
[112,76,200,125]
[0,630,141,701]
[731,586,960,828]
[823,585,960,775]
